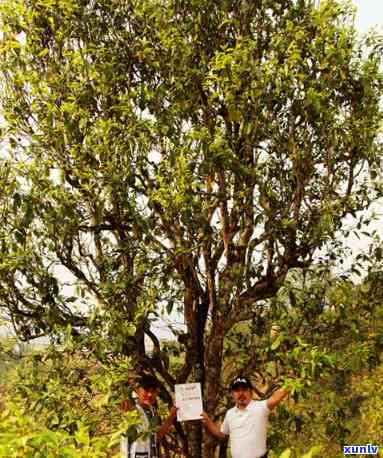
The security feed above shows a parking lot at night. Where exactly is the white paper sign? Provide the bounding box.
[175,383,203,422]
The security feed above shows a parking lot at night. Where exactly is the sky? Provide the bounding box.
[343,0,383,262]
[352,0,383,33]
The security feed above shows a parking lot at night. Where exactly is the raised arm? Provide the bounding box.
[201,412,228,440]
[266,388,289,411]
[157,406,177,441]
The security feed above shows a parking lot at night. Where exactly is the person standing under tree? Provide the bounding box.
[201,376,289,458]
[120,375,177,458]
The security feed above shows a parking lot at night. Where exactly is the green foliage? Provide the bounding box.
[263,269,383,456]
[219,263,383,456]
[347,365,383,445]
[268,363,383,457]
[0,0,381,340]
[0,347,142,457]
[0,408,109,458]
[0,0,382,455]
[223,264,382,383]
[276,447,323,458]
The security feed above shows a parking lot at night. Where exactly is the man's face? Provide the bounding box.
[232,386,252,408]
[137,386,158,408]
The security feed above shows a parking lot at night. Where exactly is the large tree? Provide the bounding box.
[0,0,382,455]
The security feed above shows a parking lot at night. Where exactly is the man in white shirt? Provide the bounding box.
[201,376,289,458]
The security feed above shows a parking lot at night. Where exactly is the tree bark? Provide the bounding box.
[187,421,203,458]
[202,320,226,457]
[184,292,208,457]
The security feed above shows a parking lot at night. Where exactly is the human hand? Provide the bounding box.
[120,399,134,412]
[169,406,178,419]
[200,411,210,424]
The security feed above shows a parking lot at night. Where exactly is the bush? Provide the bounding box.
[0,346,141,457]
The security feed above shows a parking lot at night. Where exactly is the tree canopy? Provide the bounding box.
[0,0,382,456]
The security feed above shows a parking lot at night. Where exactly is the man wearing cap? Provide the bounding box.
[201,376,289,458]
[120,375,177,458]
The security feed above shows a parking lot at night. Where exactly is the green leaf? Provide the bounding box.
[271,334,283,351]
[301,445,323,458]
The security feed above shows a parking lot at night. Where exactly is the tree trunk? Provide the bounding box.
[202,321,226,457]
[203,431,218,458]
[186,295,208,457]
[186,421,203,458]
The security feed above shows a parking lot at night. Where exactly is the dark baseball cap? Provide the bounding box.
[230,376,253,390]
[137,375,160,390]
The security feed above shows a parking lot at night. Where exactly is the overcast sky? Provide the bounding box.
[345,0,383,258]
[352,0,383,33]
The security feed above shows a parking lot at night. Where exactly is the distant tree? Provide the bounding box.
[0,0,382,455]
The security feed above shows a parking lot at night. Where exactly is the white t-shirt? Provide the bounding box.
[221,400,270,458]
